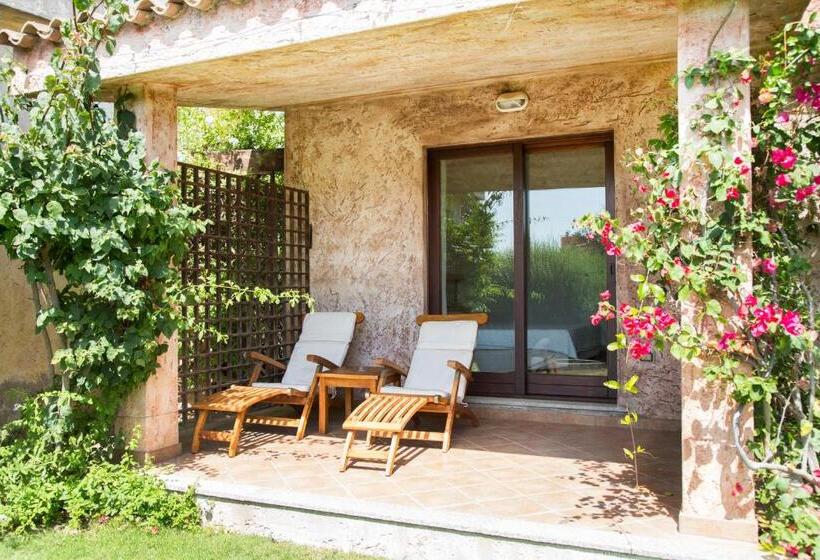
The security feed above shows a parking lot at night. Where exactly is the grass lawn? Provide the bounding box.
[0,525,380,560]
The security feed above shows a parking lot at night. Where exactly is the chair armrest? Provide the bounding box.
[246,351,287,385]
[306,354,339,371]
[373,358,408,378]
[447,360,473,382]
[247,351,287,371]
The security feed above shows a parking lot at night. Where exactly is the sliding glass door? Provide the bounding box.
[428,134,616,400]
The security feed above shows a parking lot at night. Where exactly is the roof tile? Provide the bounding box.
[0,0,246,49]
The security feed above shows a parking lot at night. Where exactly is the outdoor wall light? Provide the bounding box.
[495,91,529,113]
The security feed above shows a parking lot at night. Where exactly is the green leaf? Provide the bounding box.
[623,375,640,394]
[705,299,722,318]
[800,420,813,437]
[623,448,634,459]
[603,380,621,390]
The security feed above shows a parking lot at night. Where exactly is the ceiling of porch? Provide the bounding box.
[96,0,808,110]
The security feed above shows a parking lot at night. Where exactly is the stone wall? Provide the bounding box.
[285,59,680,419]
[0,250,50,423]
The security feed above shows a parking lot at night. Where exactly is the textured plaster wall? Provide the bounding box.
[286,59,680,419]
[0,249,50,422]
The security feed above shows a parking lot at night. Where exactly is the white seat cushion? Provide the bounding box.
[251,382,310,393]
[402,320,478,402]
[281,312,358,387]
[380,385,450,399]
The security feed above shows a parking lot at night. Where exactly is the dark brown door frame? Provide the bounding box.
[426,132,616,402]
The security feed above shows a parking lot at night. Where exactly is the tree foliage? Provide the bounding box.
[178,107,284,166]
[0,1,203,415]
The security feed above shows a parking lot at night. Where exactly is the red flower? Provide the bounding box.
[795,87,811,104]
[739,164,751,175]
[717,331,737,351]
[726,187,740,200]
[618,303,631,315]
[599,290,611,301]
[628,221,646,233]
[814,175,820,185]
[796,185,817,201]
[628,339,651,360]
[739,69,752,84]
[781,310,805,336]
[775,173,792,188]
[760,258,777,275]
[771,147,797,170]
[783,544,800,557]
[590,314,603,326]
[654,307,677,330]
[776,111,790,123]
[744,294,758,308]
[733,156,744,165]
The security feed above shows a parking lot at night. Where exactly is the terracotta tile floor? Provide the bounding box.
[164,412,682,538]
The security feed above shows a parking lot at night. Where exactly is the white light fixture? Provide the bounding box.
[495,91,529,113]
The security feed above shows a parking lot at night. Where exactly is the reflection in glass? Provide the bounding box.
[440,153,514,373]
[526,145,608,378]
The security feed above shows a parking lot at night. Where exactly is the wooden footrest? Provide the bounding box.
[191,385,292,413]
[343,394,428,433]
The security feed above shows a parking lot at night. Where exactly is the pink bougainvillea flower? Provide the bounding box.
[760,258,778,275]
[739,164,751,175]
[628,221,646,233]
[726,187,740,200]
[717,331,737,351]
[781,310,805,336]
[599,290,611,301]
[771,147,797,170]
[628,339,651,360]
[775,173,792,188]
[796,185,817,202]
[618,303,631,315]
[814,175,820,185]
[733,156,744,165]
[653,307,677,330]
[758,89,775,104]
[739,69,752,84]
[731,482,744,497]
[638,183,649,193]
[783,544,800,557]
[590,314,603,326]
[751,321,768,338]
[776,111,790,124]
[795,87,811,104]
[744,294,758,308]
[673,256,691,275]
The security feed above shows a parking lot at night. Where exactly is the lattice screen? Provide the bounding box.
[177,163,310,424]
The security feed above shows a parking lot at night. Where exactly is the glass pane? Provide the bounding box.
[526,145,608,379]
[440,152,514,373]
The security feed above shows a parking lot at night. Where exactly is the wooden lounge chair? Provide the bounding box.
[340,313,487,475]
[191,311,364,457]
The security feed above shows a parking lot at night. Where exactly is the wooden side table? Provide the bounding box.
[317,367,400,434]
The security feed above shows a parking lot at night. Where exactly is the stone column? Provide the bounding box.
[115,84,181,462]
[677,0,756,542]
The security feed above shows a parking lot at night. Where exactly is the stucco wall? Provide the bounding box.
[285,59,680,419]
[0,249,50,422]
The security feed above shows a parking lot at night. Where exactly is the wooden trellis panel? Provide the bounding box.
[177,163,310,424]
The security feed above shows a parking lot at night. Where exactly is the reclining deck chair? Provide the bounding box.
[340,313,487,475]
[191,311,363,457]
